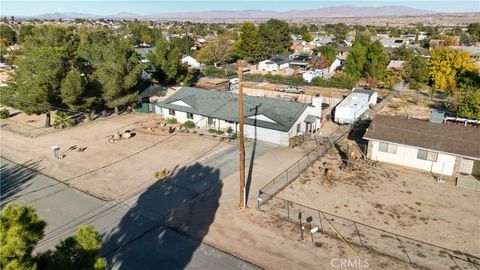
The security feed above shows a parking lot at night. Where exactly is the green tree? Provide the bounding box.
[5,46,68,127]
[317,45,337,62]
[22,25,77,56]
[390,45,415,61]
[147,37,189,84]
[233,22,263,63]
[18,25,35,43]
[324,23,349,45]
[97,41,143,114]
[0,204,46,270]
[404,55,429,89]
[38,225,107,270]
[0,25,16,45]
[302,31,314,42]
[196,34,233,65]
[128,21,153,45]
[345,43,367,80]
[364,40,389,83]
[258,19,292,57]
[353,31,370,47]
[53,112,74,129]
[467,23,480,38]
[60,69,93,111]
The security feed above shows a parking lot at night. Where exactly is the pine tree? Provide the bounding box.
[258,19,292,57]
[364,40,389,83]
[0,204,46,270]
[233,22,263,63]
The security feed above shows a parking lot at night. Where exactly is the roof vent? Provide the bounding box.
[429,109,445,124]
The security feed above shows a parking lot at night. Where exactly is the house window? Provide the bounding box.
[187,112,194,119]
[417,149,438,162]
[169,109,175,116]
[296,123,301,133]
[378,142,397,154]
[208,117,214,125]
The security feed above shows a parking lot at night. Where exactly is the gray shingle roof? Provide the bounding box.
[156,87,309,132]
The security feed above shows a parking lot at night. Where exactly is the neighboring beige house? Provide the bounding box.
[364,115,480,180]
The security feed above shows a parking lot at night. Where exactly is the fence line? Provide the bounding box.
[259,195,480,270]
[257,124,352,208]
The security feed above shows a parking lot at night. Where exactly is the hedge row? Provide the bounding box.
[202,66,355,89]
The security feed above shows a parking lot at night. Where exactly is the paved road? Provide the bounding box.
[0,157,261,270]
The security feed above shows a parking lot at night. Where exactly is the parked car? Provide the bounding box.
[275,85,305,94]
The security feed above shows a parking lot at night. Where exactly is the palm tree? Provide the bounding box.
[53,112,73,129]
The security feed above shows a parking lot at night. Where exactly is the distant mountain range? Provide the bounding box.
[9,5,440,20]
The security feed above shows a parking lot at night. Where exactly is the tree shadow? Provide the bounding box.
[347,119,371,155]
[101,162,222,270]
[0,159,41,205]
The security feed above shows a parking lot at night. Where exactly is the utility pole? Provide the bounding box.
[237,60,246,209]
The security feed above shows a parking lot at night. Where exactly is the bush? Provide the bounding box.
[183,120,195,129]
[208,128,217,133]
[166,117,177,124]
[216,130,225,135]
[226,126,233,134]
[0,108,10,119]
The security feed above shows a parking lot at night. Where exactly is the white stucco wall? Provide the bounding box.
[244,124,288,145]
[369,140,457,176]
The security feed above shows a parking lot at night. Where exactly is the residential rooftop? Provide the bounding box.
[364,115,480,159]
[156,87,309,132]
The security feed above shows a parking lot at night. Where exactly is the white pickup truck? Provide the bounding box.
[275,85,305,94]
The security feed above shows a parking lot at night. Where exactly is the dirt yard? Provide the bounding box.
[377,95,445,120]
[1,113,226,200]
[276,148,480,257]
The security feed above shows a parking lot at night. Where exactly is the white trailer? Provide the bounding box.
[334,92,369,124]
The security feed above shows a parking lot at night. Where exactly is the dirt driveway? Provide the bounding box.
[1,113,227,200]
[276,149,480,257]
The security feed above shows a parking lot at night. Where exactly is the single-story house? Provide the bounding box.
[258,55,290,72]
[138,84,166,103]
[363,115,480,178]
[154,87,323,145]
[289,55,311,70]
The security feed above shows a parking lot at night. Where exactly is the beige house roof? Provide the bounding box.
[364,115,480,159]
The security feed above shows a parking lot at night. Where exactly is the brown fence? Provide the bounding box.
[259,195,480,270]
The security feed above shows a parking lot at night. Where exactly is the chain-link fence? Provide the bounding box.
[260,195,480,270]
[257,124,351,208]
[0,119,51,137]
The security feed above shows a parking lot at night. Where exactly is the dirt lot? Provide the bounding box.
[276,148,480,257]
[1,113,225,200]
[244,81,350,99]
[377,95,444,120]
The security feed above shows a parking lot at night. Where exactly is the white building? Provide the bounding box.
[364,115,480,178]
[154,87,323,145]
[258,56,290,72]
[181,55,201,68]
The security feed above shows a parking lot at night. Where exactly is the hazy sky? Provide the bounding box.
[2,1,479,16]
